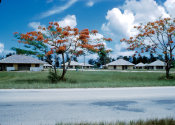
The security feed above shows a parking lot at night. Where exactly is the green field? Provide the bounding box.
[56,118,175,125]
[0,70,175,89]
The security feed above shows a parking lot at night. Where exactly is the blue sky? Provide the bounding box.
[0,0,174,61]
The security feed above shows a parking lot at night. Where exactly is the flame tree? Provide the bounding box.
[121,18,175,79]
[14,22,112,81]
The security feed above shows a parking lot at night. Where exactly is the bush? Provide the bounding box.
[103,66,108,69]
[158,74,174,80]
[48,69,60,83]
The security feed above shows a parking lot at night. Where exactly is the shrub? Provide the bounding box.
[48,69,60,83]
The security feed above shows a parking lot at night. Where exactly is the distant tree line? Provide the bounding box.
[88,53,175,68]
[1,51,174,69]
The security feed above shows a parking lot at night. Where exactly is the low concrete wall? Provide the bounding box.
[7,67,15,71]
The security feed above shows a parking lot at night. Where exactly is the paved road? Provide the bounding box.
[0,87,175,125]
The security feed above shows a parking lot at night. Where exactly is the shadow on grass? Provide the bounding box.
[158,74,175,80]
[13,79,50,84]
[13,78,79,84]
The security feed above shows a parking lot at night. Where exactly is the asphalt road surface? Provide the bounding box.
[0,87,175,125]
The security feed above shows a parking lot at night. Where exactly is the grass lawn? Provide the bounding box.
[56,118,175,125]
[0,70,175,89]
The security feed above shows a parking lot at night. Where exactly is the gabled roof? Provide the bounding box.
[135,63,145,67]
[65,61,82,66]
[43,63,52,67]
[80,63,93,67]
[148,60,166,66]
[64,61,93,66]
[106,59,134,66]
[0,55,46,64]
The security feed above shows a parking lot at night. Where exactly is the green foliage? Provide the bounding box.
[75,66,81,69]
[0,71,175,89]
[97,47,111,66]
[88,59,96,65]
[172,60,175,68]
[48,69,60,83]
[12,47,38,55]
[46,55,53,65]
[88,47,112,68]
[158,74,174,80]
[13,33,48,58]
[72,56,78,62]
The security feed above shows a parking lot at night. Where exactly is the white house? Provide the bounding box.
[81,63,93,69]
[135,63,146,69]
[147,60,166,70]
[43,63,52,69]
[64,61,93,69]
[106,59,135,70]
[64,61,82,69]
[0,55,46,71]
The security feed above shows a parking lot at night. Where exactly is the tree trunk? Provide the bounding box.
[165,53,170,79]
[54,54,58,76]
[60,53,66,80]
[60,69,66,80]
[60,65,66,81]
[165,65,170,79]
[60,53,72,80]
[54,64,57,76]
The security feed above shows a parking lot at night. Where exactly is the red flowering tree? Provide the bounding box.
[121,18,175,79]
[14,22,112,81]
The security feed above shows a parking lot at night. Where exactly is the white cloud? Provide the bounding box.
[0,43,4,53]
[102,0,171,58]
[29,15,77,30]
[110,51,135,58]
[28,22,41,30]
[115,42,128,52]
[112,43,135,57]
[58,15,77,28]
[102,8,135,38]
[86,1,94,7]
[28,22,47,34]
[101,8,136,57]
[90,33,103,40]
[40,0,77,19]
[123,0,169,23]
[164,0,175,17]
[78,53,98,63]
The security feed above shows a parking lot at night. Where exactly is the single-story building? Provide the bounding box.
[64,61,93,69]
[134,63,146,69]
[81,63,93,69]
[106,59,135,70]
[147,60,166,70]
[64,61,82,69]
[144,63,149,69]
[43,63,52,69]
[0,55,46,71]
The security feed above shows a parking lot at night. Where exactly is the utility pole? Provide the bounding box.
[82,53,85,71]
[84,54,85,67]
